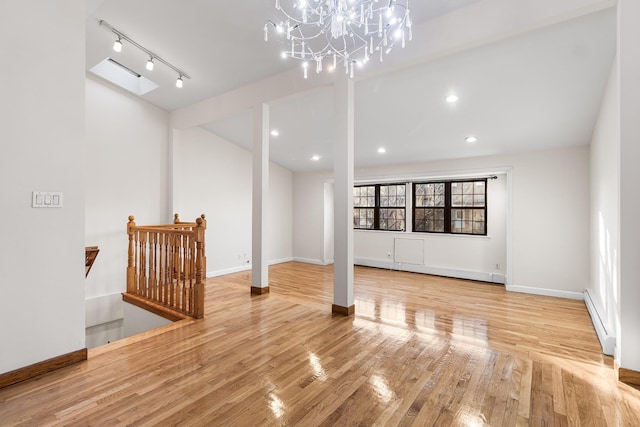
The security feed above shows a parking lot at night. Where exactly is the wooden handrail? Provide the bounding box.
[125,214,206,319]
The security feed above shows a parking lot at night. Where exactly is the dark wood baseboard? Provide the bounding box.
[122,293,190,322]
[332,304,355,316]
[251,286,270,295]
[619,367,640,386]
[0,348,87,389]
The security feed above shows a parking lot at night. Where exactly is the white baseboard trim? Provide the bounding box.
[206,257,295,278]
[270,257,294,265]
[505,284,583,300]
[583,289,615,355]
[354,258,506,284]
[207,265,251,278]
[293,257,333,266]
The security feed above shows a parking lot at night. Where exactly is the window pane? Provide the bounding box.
[397,185,405,196]
[462,195,474,206]
[475,181,485,193]
[473,221,485,234]
[435,183,445,196]
[451,182,462,194]
[368,186,375,196]
[452,195,462,207]
[473,209,485,222]
[380,196,388,207]
[463,182,474,194]
[380,208,405,231]
[474,195,485,206]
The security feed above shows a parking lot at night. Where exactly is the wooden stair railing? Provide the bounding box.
[125,214,206,320]
[85,246,99,277]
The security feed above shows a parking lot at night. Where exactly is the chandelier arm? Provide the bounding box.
[264,0,413,77]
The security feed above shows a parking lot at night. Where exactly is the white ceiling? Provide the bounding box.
[86,1,616,173]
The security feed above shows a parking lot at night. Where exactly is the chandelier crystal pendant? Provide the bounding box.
[264,0,412,79]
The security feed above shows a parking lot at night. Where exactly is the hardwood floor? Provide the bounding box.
[1,262,639,426]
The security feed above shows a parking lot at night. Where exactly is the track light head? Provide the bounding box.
[146,57,154,71]
[113,37,122,52]
[176,75,183,88]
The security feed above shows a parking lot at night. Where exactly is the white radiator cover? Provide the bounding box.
[394,238,424,265]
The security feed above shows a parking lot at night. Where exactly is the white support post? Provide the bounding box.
[251,103,270,294]
[332,72,355,315]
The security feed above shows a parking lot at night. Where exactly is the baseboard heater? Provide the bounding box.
[583,289,615,356]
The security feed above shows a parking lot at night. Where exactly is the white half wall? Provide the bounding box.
[173,126,293,276]
[0,0,86,374]
[84,74,171,336]
[293,146,590,297]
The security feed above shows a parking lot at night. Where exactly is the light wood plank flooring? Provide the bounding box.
[1,262,639,425]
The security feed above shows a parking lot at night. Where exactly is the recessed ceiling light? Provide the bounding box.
[446,94,459,103]
[270,129,279,137]
[465,136,478,143]
[377,147,386,154]
[311,155,320,161]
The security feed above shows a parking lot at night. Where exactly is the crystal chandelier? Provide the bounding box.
[264,0,412,79]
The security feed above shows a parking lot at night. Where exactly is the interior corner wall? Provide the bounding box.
[84,74,170,346]
[293,146,590,297]
[173,127,293,276]
[588,59,619,346]
[0,0,86,373]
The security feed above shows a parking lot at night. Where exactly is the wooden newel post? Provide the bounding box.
[173,213,180,224]
[194,217,205,319]
[127,215,136,294]
[199,214,207,274]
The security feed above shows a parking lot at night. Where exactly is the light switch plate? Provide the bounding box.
[32,191,63,208]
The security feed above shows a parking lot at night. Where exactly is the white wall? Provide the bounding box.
[84,74,170,344]
[588,60,619,354]
[173,126,293,276]
[352,176,507,284]
[293,145,590,298]
[123,303,172,337]
[0,0,86,373]
[293,172,327,264]
[618,0,640,373]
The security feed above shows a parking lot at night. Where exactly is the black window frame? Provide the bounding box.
[413,179,487,236]
[353,183,407,231]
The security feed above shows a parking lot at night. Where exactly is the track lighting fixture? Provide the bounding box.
[99,19,190,88]
[113,37,122,53]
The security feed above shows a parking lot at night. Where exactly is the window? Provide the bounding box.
[353,184,406,231]
[413,179,487,235]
